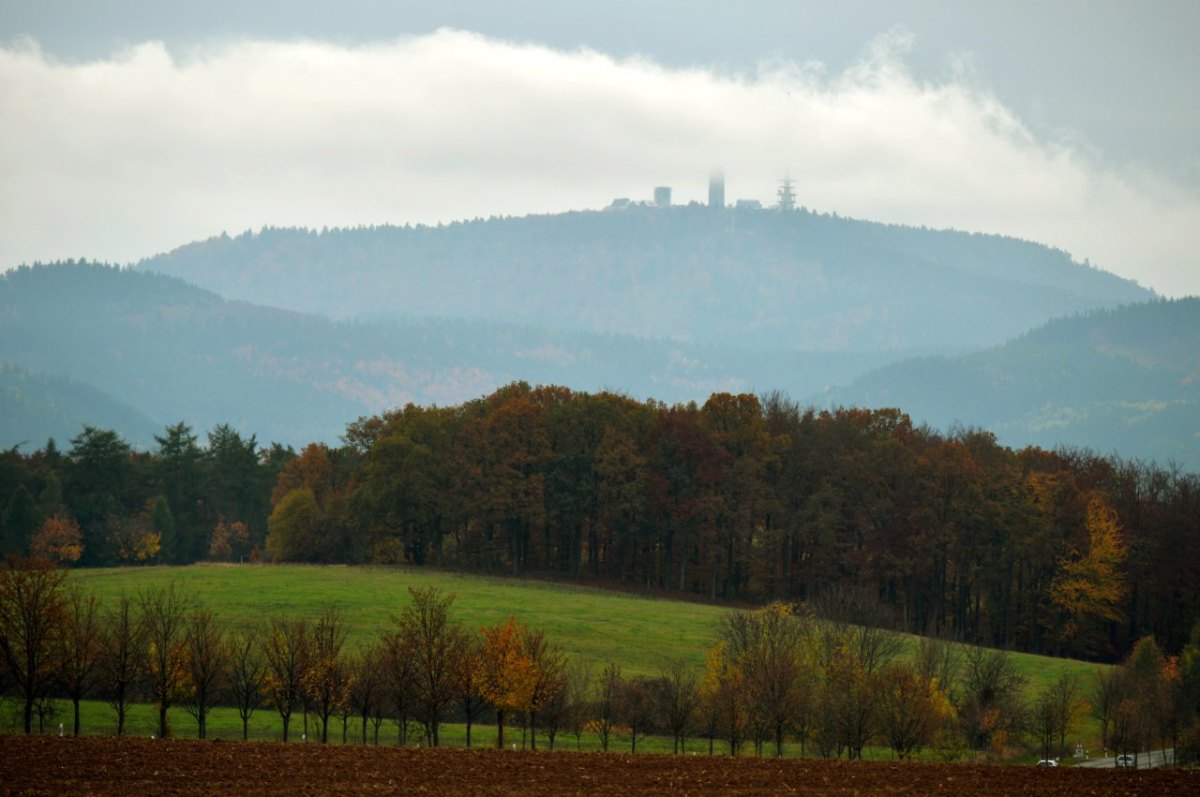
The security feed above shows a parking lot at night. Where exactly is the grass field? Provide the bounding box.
[55,563,1110,756]
[68,564,726,674]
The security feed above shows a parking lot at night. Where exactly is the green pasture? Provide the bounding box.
[68,564,726,675]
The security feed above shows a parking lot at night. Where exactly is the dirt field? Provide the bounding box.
[1,735,1195,795]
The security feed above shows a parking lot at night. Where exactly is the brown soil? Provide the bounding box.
[1,735,1194,796]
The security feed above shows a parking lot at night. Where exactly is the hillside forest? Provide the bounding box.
[2,383,1197,664]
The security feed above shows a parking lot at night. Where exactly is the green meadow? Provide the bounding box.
[68,564,726,675]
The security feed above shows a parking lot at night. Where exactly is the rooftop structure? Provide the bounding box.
[708,171,725,209]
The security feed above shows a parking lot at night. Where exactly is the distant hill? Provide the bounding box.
[0,360,160,450]
[0,262,897,448]
[820,299,1200,469]
[138,206,1151,353]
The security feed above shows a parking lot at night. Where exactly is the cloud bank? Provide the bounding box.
[1,29,1196,295]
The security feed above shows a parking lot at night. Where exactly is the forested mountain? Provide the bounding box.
[138,206,1151,353]
[0,361,159,449]
[823,299,1200,470]
[0,261,896,448]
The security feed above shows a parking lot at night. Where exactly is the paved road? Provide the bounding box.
[1076,748,1174,768]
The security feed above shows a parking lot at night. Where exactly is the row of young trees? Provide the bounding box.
[6,557,1200,763]
[3,384,1199,662]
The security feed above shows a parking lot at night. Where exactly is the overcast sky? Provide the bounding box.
[2,0,1197,296]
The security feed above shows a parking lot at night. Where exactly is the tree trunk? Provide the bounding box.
[496,709,506,749]
[73,696,82,736]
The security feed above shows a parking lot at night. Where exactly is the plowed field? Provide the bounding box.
[1,736,1193,795]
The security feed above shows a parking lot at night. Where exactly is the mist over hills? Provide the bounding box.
[4,206,1189,468]
[138,206,1150,353]
[0,262,896,448]
[823,299,1200,468]
[0,360,160,449]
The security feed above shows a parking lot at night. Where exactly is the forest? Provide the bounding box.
[2,383,1198,663]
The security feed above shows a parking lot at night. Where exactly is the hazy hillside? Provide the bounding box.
[0,360,160,450]
[138,206,1151,353]
[0,262,896,448]
[821,299,1200,469]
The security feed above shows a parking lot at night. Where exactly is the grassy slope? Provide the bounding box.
[62,564,1110,755]
[68,564,725,674]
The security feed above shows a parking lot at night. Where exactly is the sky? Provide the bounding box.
[1,1,1198,296]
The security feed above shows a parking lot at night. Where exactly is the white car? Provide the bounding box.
[1116,754,1135,768]
[1036,759,1058,767]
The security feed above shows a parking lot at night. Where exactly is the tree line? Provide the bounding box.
[2,384,1199,662]
[4,558,1200,765]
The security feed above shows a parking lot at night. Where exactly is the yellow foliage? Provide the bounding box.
[479,617,538,714]
[1049,495,1127,637]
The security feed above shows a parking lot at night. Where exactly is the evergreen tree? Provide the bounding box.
[2,484,38,556]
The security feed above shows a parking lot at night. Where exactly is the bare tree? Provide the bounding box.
[183,607,229,739]
[1031,686,1059,761]
[228,628,267,741]
[384,628,418,745]
[616,674,656,752]
[55,585,102,736]
[536,655,584,750]
[138,585,191,738]
[958,645,1028,756]
[98,593,143,736]
[655,658,700,754]
[877,661,951,760]
[593,662,621,752]
[396,587,466,747]
[812,588,904,759]
[0,557,67,734]
[455,633,487,748]
[1091,668,1123,757]
[563,660,592,751]
[349,641,386,745]
[523,627,565,751]
[1051,673,1082,760]
[303,606,350,743]
[263,615,309,742]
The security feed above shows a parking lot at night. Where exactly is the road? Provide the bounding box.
[1076,748,1175,768]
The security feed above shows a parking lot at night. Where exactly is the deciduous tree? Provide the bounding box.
[98,593,143,736]
[228,628,267,741]
[303,606,350,743]
[138,584,190,738]
[478,616,537,749]
[0,557,67,733]
[30,515,83,565]
[55,585,102,736]
[263,615,309,742]
[183,607,229,739]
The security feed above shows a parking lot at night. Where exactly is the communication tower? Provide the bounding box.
[776,175,797,211]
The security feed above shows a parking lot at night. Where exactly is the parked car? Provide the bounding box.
[1036,759,1058,767]
[1116,754,1135,768]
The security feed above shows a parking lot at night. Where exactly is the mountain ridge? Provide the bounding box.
[136,206,1152,353]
